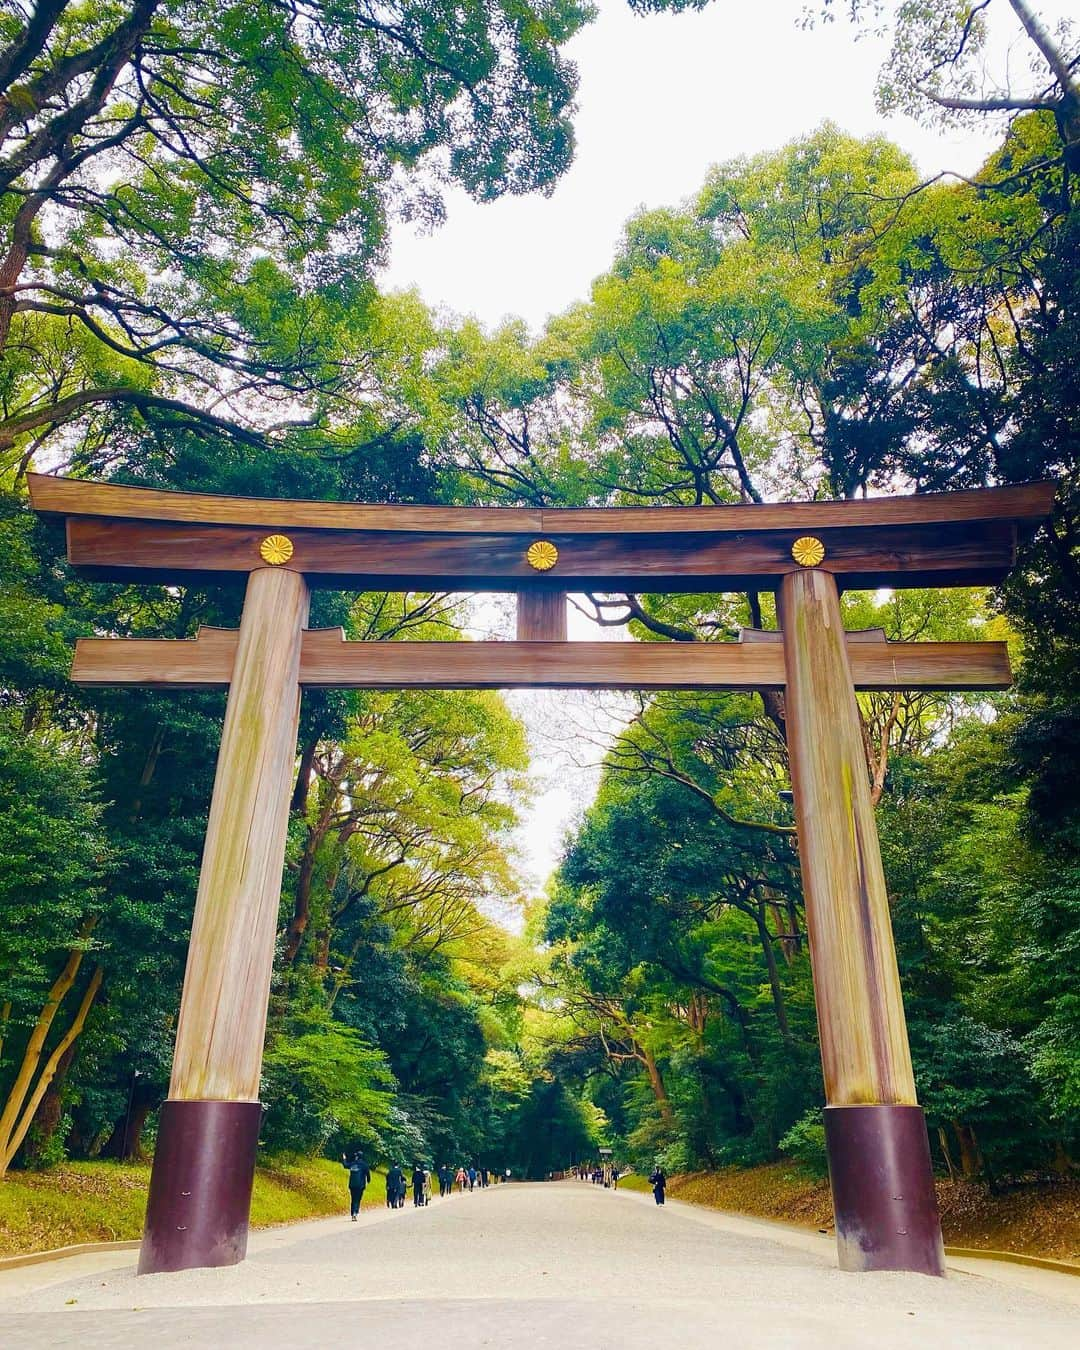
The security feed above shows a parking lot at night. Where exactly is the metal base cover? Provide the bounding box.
[138,1099,262,1275]
[824,1103,945,1276]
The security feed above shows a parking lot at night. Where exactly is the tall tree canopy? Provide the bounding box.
[0,0,592,460]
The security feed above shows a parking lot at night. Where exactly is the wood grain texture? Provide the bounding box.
[70,630,1012,691]
[781,568,918,1107]
[516,592,568,641]
[63,515,1022,589]
[168,568,309,1102]
[72,627,240,687]
[29,473,1055,535]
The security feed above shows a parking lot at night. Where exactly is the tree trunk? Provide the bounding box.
[20,1041,77,1165]
[290,735,319,815]
[0,963,103,1174]
[951,1121,985,1181]
[282,833,320,966]
[937,1126,958,1182]
[127,723,164,823]
[640,1045,674,1123]
[0,921,99,1177]
[282,802,339,966]
[101,1078,159,1161]
[754,902,792,1043]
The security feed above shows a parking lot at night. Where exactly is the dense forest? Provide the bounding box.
[0,1,1076,1188]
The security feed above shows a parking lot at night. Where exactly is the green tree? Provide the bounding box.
[260,1009,394,1156]
[0,729,106,1175]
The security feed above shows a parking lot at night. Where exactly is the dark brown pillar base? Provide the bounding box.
[824,1104,945,1276]
[138,1099,262,1275]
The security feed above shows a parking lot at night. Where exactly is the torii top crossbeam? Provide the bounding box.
[29,474,1053,592]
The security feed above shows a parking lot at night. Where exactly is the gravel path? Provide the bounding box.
[1,1180,1078,1348]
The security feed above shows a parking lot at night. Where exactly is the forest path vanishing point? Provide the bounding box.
[1,1180,1078,1349]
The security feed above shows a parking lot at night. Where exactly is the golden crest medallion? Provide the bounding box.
[791,536,825,568]
[526,540,559,571]
[259,534,294,565]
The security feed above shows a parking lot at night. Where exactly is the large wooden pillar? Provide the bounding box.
[780,566,945,1276]
[139,566,309,1275]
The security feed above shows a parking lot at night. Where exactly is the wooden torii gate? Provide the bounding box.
[28,473,1054,1280]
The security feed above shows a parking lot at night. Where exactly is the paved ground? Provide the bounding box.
[1,1181,1079,1349]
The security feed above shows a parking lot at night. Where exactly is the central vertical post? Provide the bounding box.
[780,567,945,1276]
[139,566,309,1275]
[517,590,567,641]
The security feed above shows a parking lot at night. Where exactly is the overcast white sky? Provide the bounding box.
[381,0,1020,331]
[383,0,1068,899]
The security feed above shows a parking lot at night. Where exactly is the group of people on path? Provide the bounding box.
[342,1153,509,1219]
[573,1162,621,1188]
[572,1160,666,1206]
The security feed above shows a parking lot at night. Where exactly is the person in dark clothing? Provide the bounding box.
[341,1151,371,1220]
[387,1163,405,1209]
[611,1165,619,1190]
[412,1163,426,1207]
[649,1166,666,1206]
[438,1164,450,1197]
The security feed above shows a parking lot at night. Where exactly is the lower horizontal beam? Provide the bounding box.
[71,630,1012,691]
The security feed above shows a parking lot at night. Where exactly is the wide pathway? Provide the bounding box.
[1,1180,1079,1349]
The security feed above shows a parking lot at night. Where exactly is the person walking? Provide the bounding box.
[438,1164,451,1197]
[455,1166,466,1192]
[611,1164,620,1190]
[412,1163,426,1208]
[386,1162,404,1209]
[467,1165,477,1192]
[649,1165,666,1206]
[341,1150,371,1221]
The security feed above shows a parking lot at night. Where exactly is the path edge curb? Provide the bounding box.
[943,1245,1080,1277]
[0,1239,140,1271]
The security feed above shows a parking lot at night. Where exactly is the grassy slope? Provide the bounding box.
[0,1156,387,1259]
[615,1173,651,1194]
[624,1163,1080,1263]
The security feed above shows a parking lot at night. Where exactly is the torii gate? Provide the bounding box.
[28,473,1054,1280]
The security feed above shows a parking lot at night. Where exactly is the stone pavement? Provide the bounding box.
[1,1180,1078,1349]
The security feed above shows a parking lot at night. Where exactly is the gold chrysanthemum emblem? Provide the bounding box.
[259,534,294,566]
[791,536,825,568]
[526,539,559,572]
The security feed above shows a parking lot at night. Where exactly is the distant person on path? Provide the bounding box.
[456,1166,467,1192]
[341,1150,371,1221]
[386,1163,404,1209]
[611,1165,619,1190]
[504,1167,511,1183]
[412,1163,427,1207]
[649,1166,666,1206]
[438,1164,451,1197]
[467,1165,477,1191]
